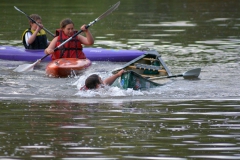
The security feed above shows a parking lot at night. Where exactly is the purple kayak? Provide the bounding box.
[0,46,146,62]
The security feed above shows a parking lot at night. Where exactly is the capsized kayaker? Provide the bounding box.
[80,70,125,90]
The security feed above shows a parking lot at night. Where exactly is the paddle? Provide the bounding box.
[14,6,55,37]
[149,68,201,80]
[13,1,120,73]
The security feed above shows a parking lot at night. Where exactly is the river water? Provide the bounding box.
[0,0,240,159]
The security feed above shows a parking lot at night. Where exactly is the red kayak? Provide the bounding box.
[46,58,91,78]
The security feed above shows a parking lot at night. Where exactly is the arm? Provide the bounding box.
[47,39,51,46]
[103,70,125,86]
[44,37,58,54]
[77,24,94,45]
[27,25,42,45]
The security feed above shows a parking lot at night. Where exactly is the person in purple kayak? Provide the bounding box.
[22,14,50,49]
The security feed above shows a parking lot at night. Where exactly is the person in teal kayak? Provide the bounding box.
[22,14,49,49]
[44,18,94,60]
[80,70,125,90]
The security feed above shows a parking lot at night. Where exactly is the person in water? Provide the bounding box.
[22,14,49,49]
[80,70,125,90]
[44,18,94,60]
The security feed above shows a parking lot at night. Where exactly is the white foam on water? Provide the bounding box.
[71,70,170,98]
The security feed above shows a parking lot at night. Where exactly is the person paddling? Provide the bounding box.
[44,18,94,60]
[22,14,50,49]
[80,70,125,90]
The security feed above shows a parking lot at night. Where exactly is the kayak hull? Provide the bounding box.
[0,46,145,62]
[46,58,91,78]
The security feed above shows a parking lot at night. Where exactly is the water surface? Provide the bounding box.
[0,0,239,159]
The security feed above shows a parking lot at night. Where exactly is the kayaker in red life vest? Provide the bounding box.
[80,70,125,90]
[22,14,50,49]
[44,18,94,60]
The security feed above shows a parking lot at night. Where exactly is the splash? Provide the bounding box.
[72,73,165,98]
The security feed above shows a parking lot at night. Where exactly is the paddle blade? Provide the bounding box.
[13,60,40,72]
[14,6,24,15]
[183,68,201,79]
[149,68,201,80]
[96,1,120,21]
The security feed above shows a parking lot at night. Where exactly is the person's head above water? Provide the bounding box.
[85,74,103,89]
[81,70,125,90]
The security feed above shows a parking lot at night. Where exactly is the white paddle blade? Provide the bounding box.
[96,1,120,21]
[14,64,35,72]
[13,60,40,72]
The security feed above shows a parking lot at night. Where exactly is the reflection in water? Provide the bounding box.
[138,21,197,27]
[0,0,239,100]
[0,100,239,159]
[0,0,239,159]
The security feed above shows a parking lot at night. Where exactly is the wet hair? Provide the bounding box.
[29,14,41,22]
[60,18,74,29]
[85,74,101,89]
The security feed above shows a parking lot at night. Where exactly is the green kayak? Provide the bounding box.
[118,70,161,90]
[112,50,201,90]
[112,50,172,90]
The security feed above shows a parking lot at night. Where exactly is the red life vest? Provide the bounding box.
[52,29,86,60]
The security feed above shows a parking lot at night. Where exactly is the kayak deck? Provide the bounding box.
[46,58,91,78]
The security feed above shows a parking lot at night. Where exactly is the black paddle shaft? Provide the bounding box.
[167,74,183,78]
[149,68,201,80]
[53,30,84,51]
[13,1,120,72]
[14,6,55,37]
[53,0,120,52]
[41,1,120,61]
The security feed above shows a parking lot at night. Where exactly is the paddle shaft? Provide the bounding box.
[13,2,120,73]
[166,74,183,78]
[14,6,55,37]
[40,1,120,61]
[40,29,85,60]
[149,68,201,80]
[149,74,183,80]
[39,21,96,61]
